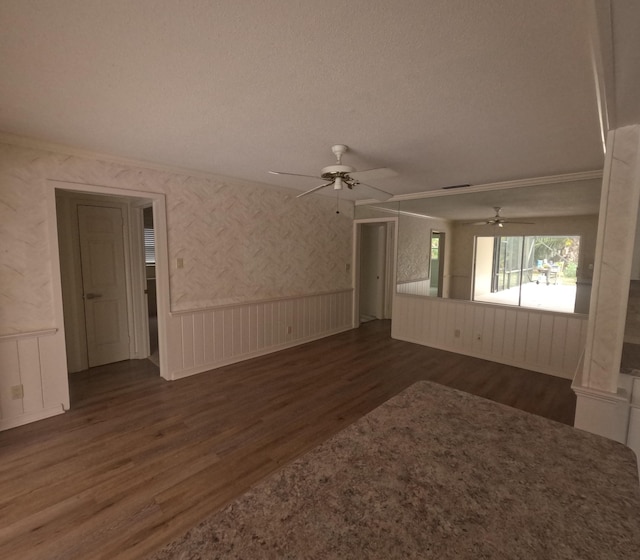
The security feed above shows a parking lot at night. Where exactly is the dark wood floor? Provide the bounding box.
[0,320,575,560]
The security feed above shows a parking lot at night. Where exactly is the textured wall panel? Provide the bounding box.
[392,294,587,379]
[0,329,67,430]
[169,290,353,379]
[0,142,353,334]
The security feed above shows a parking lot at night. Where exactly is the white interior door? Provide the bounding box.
[78,205,130,367]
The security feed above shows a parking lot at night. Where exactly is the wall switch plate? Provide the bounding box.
[11,384,24,400]
[454,329,461,338]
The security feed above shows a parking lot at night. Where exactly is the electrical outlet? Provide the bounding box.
[177,258,184,269]
[11,384,24,400]
[346,263,351,272]
[454,329,461,338]
[287,326,292,335]
[476,334,482,341]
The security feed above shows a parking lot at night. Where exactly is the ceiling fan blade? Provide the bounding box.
[356,182,393,201]
[349,167,398,182]
[501,220,535,225]
[296,181,334,198]
[463,221,492,226]
[269,171,323,180]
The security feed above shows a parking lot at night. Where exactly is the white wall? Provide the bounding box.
[0,140,354,430]
[473,236,495,298]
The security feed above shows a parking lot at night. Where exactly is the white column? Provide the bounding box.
[574,125,640,441]
[582,125,640,392]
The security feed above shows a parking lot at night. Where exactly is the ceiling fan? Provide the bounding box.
[269,144,395,201]
[465,207,534,228]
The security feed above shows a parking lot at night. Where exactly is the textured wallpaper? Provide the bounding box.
[354,204,450,285]
[396,213,452,285]
[397,213,432,283]
[0,142,353,334]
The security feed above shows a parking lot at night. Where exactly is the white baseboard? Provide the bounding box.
[573,374,640,480]
[0,405,65,431]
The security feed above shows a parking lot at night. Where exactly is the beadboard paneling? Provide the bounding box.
[168,290,353,380]
[0,329,68,430]
[392,294,587,379]
[397,280,431,297]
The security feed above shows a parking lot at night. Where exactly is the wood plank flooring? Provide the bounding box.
[0,320,576,560]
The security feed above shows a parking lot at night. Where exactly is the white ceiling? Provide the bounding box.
[0,1,636,200]
[610,0,640,127]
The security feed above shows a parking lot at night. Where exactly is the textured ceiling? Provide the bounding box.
[611,0,640,127]
[0,1,625,199]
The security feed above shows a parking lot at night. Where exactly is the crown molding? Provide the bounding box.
[0,131,311,199]
[355,170,603,206]
[586,0,615,151]
[0,132,601,209]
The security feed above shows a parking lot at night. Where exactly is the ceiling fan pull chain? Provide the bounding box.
[336,190,340,214]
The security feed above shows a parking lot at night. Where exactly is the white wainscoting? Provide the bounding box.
[164,290,354,380]
[392,294,588,379]
[396,280,432,297]
[624,376,640,477]
[0,329,69,431]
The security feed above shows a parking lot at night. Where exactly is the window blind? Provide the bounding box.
[144,228,155,264]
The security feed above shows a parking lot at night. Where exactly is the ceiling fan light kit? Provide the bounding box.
[269,144,395,202]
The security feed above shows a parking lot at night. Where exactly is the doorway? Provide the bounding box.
[359,223,386,322]
[53,185,165,388]
[429,231,445,298]
[353,218,397,326]
[143,206,159,365]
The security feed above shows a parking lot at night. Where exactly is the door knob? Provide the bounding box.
[84,293,103,300]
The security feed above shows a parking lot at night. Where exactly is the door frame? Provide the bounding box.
[352,217,398,328]
[129,201,153,360]
[430,230,446,298]
[48,180,170,380]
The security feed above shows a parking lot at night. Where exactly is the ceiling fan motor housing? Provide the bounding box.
[321,163,358,190]
[321,164,355,180]
[322,145,355,189]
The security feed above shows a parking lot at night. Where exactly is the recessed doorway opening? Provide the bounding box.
[49,180,170,407]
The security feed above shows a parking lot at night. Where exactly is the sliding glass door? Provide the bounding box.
[473,235,580,313]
